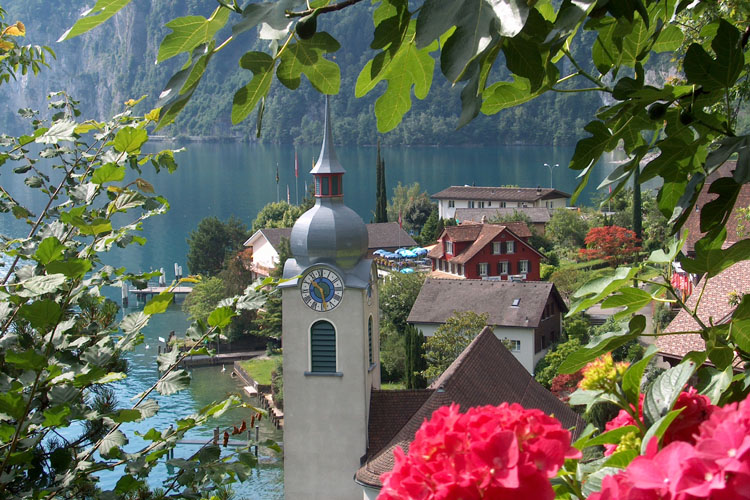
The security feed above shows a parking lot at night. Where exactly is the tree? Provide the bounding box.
[545,209,590,250]
[423,311,488,381]
[579,226,641,267]
[404,325,427,389]
[183,277,226,324]
[251,201,304,232]
[387,182,434,234]
[534,339,583,388]
[186,216,250,276]
[257,237,292,339]
[418,206,439,245]
[375,138,388,223]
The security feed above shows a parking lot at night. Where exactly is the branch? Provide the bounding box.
[285,0,364,18]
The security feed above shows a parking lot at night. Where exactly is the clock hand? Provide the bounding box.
[311,280,328,310]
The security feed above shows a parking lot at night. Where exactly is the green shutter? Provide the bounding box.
[368,317,373,365]
[311,320,336,372]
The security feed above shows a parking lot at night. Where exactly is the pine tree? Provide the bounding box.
[404,325,427,389]
[375,139,388,223]
[419,206,440,245]
[258,237,292,339]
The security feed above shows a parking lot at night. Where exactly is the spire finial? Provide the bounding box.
[311,96,345,174]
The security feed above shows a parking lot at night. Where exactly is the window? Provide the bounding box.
[321,176,329,195]
[315,177,321,195]
[477,201,485,208]
[492,242,502,254]
[519,260,530,273]
[506,241,515,254]
[332,176,340,195]
[478,262,488,276]
[445,241,453,254]
[468,201,475,208]
[448,200,455,207]
[488,201,492,207]
[511,298,521,307]
[368,316,373,366]
[500,201,507,208]
[310,320,336,373]
[508,340,521,352]
[498,261,509,275]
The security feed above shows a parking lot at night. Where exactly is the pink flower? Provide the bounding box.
[378,403,580,500]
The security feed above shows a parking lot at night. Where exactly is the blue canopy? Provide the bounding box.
[373,249,388,256]
[412,247,428,256]
[395,248,417,258]
[400,268,415,274]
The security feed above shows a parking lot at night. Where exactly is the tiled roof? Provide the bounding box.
[259,227,292,252]
[432,186,571,202]
[682,161,749,253]
[355,327,585,488]
[407,278,567,328]
[455,207,552,224]
[427,223,538,263]
[366,222,417,249]
[366,390,433,458]
[657,259,750,360]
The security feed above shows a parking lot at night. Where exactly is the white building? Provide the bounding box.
[432,185,571,220]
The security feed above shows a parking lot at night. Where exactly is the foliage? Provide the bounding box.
[534,339,583,389]
[182,277,226,324]
[257,237,291,340]
[251,201,303,232]
[238,355,280,386]
[386,182,435,234]
[423,311,488,381]
[380,271,426,335]
[595,189,669,252]
[0,94,273,497]
[186,216,250,276]
[580,226,641,268]
[564,313,592,344]
[271,356,283,410]
[550,370,584,403]
[546,209,590,250]
[374,138,387,223]
[652,301,675,333]
[0,7,53,85]
[418,206,439,245]
[736,205,750,239]
[404,324,426,389]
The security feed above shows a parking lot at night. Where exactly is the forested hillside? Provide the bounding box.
[2,1,610,146]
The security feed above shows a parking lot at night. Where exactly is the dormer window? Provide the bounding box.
[445,241,454,254]
[511,298,521,307]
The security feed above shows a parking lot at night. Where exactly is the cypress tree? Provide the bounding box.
[375,139,388,223]
[404,325,427,389]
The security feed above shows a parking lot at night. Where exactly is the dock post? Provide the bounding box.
[247,429,251,448]
[213,427,219,445]
[121,283,129,308]
[255,425,260,456]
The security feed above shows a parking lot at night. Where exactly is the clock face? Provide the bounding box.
[300,267,344,312]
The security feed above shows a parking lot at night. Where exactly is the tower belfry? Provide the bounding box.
[279,98,380,499]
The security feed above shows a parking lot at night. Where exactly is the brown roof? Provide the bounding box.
[432,186,571,202]
[355,327,585,488]
[455,207,552,224]
[366,222,417,249]
[427,223,538,263]
[258,227,292,252]
[367,390,433,458]
[682,161,749,253]
[657,259,750,361]
[407,278,567,328]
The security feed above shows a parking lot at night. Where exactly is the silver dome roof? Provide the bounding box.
[310,96,345,175]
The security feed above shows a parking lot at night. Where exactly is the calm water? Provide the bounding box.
[0,142,623,496]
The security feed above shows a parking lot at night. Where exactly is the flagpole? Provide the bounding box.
[294,150,299,205]
[276,162,280,203]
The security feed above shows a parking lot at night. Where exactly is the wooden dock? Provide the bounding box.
[181,350,265,368]
[131,285,194,300]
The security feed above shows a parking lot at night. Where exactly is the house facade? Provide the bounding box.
[406,278,567,373]
[433,185,570,220]
[427,222,544,281]
[454,206,552,235]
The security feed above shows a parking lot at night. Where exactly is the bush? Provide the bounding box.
[534,338,582,388]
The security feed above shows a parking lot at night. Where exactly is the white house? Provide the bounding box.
[432,185,570,219]
[406,278,567,374]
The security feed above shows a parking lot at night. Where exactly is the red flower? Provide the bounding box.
[378,403,580,500]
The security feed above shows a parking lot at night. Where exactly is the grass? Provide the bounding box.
[238,355,280,386]
[380,381,406,390]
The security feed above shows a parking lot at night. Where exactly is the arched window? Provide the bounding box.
[310,320,336,373]
[368,316,373,366]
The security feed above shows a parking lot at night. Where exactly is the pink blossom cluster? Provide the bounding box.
[603,388,715,455]
[378,403,581,500]
[591,395,750,500]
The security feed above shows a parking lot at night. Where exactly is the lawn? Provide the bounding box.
[380,382,406,390]
[238,356,280,386]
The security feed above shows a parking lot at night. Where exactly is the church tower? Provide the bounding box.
[280,98,380,499]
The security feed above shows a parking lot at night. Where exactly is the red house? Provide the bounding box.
[427,222,544,281]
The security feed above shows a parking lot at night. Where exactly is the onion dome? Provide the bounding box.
[290,98,368,269]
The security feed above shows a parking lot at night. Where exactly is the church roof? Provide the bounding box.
[310,96,345,175]
[355,327,585,488]
[407,279,567,328]
[432,186,570,202]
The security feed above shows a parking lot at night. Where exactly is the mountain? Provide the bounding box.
[1,1,605,146]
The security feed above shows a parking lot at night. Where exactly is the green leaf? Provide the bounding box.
[622,345,657,404]
[604,449,639,468]
[0,392,26,420]
[35,119,77,144]
[696,366,733,404]
[199,396,239,417]
[35,237,65,265]
[115,475,142,494]
[582,467,622,497]
[559,316,645,374]
[91,163,126,185]
[652,24,684,53]
[232,52,275,125]
[682,236,750,279]
[120,311,149,334]
[157,7,230,63]
[585,425,640,447]
[100,429,127,457]
[112,409,143,423]
[58,0,132,41]
[641,408,684,453]
[5,349,47,371]
[277,32,341,94]
[78,218,113,236]
[113,127,148,154]
[18,299,62,330]
[569,266,638,316]
[601,287,653,320]
[156,369,191,396]
[481,76,546,115]
[42,405,71,427]
[208,306,236,328]
[46,259,92,279]
[683,19,743,91]
[143,292,174,315]
[643,361,696,427]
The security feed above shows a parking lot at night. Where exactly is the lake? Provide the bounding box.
[0,140,623,496]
